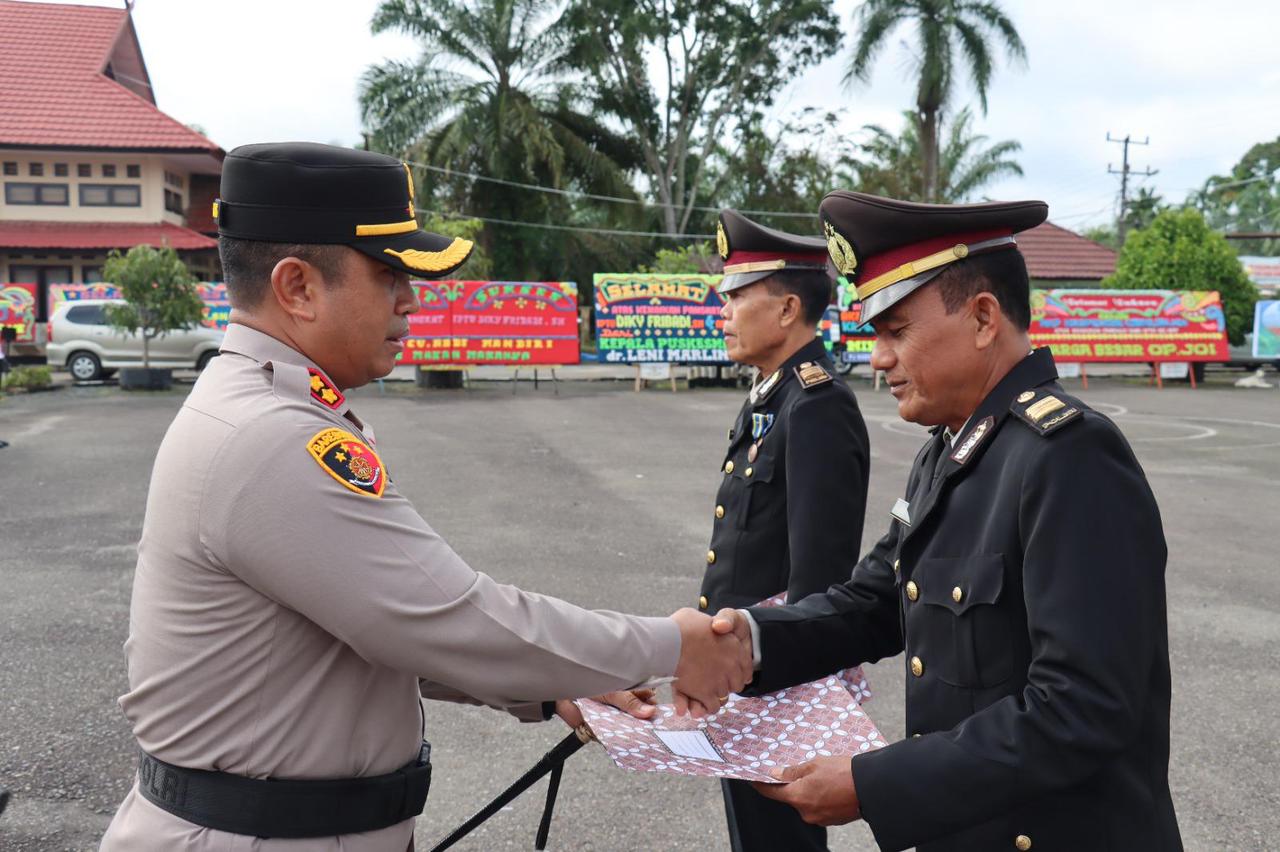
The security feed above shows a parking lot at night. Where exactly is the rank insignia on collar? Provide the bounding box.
[750,369,783,405]
[751,412,775,440]
[307,428,385,498]
[949,415,995,464]
[308,368,344,410]
[794,361,833,389]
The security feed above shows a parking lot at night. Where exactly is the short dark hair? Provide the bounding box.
[218,237,348,309]
[934,249,1031,331]
[764,269,834,326]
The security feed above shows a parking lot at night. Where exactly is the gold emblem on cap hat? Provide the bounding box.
[716,221,729,260]
[824,221,857,276]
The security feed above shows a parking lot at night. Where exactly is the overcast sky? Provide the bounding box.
[45,0,1280,231]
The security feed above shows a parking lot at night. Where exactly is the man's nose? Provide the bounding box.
[400,280,420,314]
[870,336,895,372]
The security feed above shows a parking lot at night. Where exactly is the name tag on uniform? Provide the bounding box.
[890,498,912,527]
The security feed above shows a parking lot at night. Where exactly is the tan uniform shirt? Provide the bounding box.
[102,323,680,851]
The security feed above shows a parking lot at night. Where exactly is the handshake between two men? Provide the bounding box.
[555,606,754,726]
[555,606,861,827]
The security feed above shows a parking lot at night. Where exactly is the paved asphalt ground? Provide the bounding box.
[1,369,1277,850]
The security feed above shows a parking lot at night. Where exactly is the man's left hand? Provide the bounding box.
[555,689,657,729]
[752,756,862,826]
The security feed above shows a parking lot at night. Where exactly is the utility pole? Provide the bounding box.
[1107,133,1158,244]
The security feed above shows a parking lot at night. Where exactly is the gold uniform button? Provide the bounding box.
[745,466,753,478]
[952,586,963,603]
[910,656,924,677]
[724,460,735,474]
[905,581,919,602]
[1015,835,1032,851]
[893,559,900,573]
[699,595,709,610]
[1017,390,1036,404]
[715,505,725,519]
[706,550,716,565]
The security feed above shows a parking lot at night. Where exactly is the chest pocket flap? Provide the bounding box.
[918,554,1005,614]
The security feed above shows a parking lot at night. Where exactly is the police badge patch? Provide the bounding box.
[307,428,386,498]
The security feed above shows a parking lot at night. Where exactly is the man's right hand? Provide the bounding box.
[669,608,754,717]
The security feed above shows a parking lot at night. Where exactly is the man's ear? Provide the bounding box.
[972,291,1002,351]
[779,292,803,328]
[269,257,323,322]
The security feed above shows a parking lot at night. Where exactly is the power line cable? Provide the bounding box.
[433,209,714,240]
[406,160,819,221]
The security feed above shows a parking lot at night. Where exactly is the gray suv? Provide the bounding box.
[45,299,224,382]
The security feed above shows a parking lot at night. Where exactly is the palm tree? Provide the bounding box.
[846,0,1026,202]
[854,107,1023,203]
[359,0,642,278]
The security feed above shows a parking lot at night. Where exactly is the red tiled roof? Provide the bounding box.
[0,0,221,152]
[0,220,217,250]
[1018,221,1117,280]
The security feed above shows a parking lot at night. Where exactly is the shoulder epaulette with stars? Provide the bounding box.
[1010,388,1082,436]
[308,368,345,410]
[794,360,833,390]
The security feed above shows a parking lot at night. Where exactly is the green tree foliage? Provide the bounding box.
[360,0,643,279]
[1081,225,1119,251]
[560,0,840,235]
[639,241,719,274]
[711,110,856,227]
[103,245,205,369]
[421,215,493,280]
[1103,209,1257,345]
[846,0,1026,202]
[1191,136,1280,255]
[852,106,1022,202]
[1081,188,1165,250]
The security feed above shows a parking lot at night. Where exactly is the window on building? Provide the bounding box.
[2,162,16,176]
[54,163,68,177]
[127,164,141,178]
[29,163,43,177]
[102,164,116,178]
[77,164,92,178]
[79,184,141,207]
[164,189,185,215]
[5,183,70,205]
[82,266,104,284]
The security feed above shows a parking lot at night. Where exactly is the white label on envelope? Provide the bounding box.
[655,730,725,762]
[891,498,911,526]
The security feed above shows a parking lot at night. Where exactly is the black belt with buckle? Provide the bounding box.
[136,742,432,838]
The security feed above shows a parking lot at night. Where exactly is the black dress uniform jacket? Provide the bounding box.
[700,338,870,613]
[748,349,1180,852]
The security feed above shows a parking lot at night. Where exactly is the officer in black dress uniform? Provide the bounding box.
[713,192,1181,851]
[700,209,871,852]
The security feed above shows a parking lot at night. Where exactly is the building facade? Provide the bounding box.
[0,0,223,353]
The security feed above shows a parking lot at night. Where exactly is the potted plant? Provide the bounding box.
[103,245,205,391]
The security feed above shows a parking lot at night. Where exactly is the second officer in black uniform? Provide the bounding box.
[700,209,871,852]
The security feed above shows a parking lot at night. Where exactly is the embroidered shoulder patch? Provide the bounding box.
[794,361,833,390]
[308,368,344,410]
[306,428,385,498]
[1011,391,1083,436]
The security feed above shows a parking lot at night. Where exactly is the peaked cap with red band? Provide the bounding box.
[818,191,1048,323]
[716,208,831,295]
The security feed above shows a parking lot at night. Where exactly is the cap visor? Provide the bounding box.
[717,270,776,295]
[858,268,945,324]
[349,227,474,279]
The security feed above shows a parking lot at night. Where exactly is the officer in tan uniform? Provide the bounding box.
[101,142,752,850]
